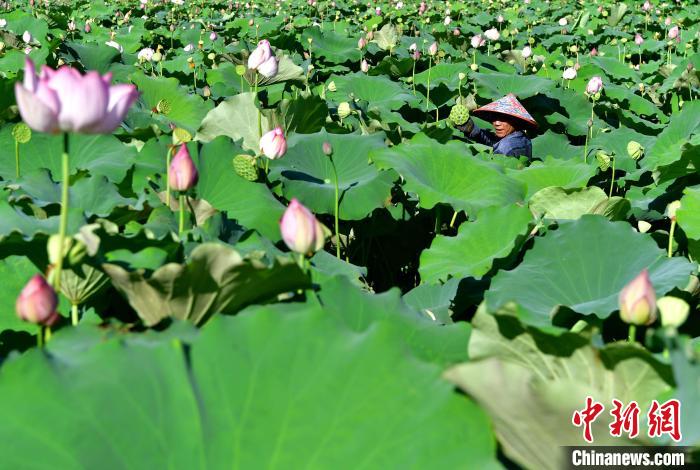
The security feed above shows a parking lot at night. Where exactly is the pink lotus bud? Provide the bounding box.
[634,33,643,45]
[562,67,577,80]
[590,47,598,56]
[209,31,217,41]
[84,23,91,33]
[168,144,199,191]
[497,14,504,23]
[322,141,332,156]
[257,55,278,78]
[16,274,59,326]
[248,39,272,70]
[586,76,603,94]
[358,37,367,49]
[428,42,438,56]
[471,34,484,48]
[22,30,31,43]
[15,57,139,134]
[619,269,657,325]
[418,1,426,14]
[484,28,500,41]
[68,20,76,31]
[280,199,325,255]
[412,50,421,60]
[522,45,532,58]
[443,16,451,25]
[375,6,381,15]
[668,25,679,39]
[642,0,651,11]
[360,59,369,72]
[453,28,460,36]
[664,17,672,26]
[260,127,287,159]
[558,17,567,26]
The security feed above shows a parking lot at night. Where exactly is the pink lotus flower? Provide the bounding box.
[260,127,287,159]
[358,37,367,49]
[522,45,532,58]
[471,34,485,48]
[360,59,369,72]
[562,67,577,80]
[634,33,643,45]
[168,144,199,191]
[16,274,59,326]
[412,50,421,61]
[586,76,603,95]
[453,28,460,36]
[280,199,325,255]
[668,25,679,39]
[428,42,438,56]
[209,31,218,41]
[257,55,278,78]
[248,39,272,69]
[84,23,91,33]
[418,1,426,14]
[443,16,451,25]
[619,269,657,325]
[15,58,138,134]
[642,0,651,12]
[484,28,500,41]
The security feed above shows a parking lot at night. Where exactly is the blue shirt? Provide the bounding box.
[465,122,532,159]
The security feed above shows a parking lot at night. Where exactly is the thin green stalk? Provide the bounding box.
[179,194,185,235]
[15,140,19,178]
[411,60,416,95]
[426,56,432,119]
[193,64,197,91]
[608,157,615,197]
[570,319,588,333]
[71,303,79,326]
[166,146,173,207]
[584,103,595,163]
[628,324,636,343]
[255,73,262,139]
[54,133,70,293]
[449,210,458,228]
[37,325,43,347]
[668,220,676,258]
[330,157,340,259]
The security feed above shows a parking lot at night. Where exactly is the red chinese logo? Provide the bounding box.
[572,398,682,443]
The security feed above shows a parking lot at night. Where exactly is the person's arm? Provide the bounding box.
[456,118,499,147]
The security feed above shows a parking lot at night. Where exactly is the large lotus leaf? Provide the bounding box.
[413,63,468,90]
[471,71,555,99]
[312,275,470,365]
[642,101,700,170]
[670,336,700,446]
[195,92,269,151]
[196,137,286,240]
[0,304,499,468]
[372,23,398,51]
[278,94,328,134]
[531,130,582,160]
[12,170,139,218]
[591,56,640,82]
[485,215,695,328]
[102,243,309,326]
[542,87,593,137]
[0,201,84,242]
[269,131,394,220]
[604,85,666,122]
[506,156,595,199]
[64,41,121,73]
[420,205,533,284]
[589,125,657,176]
[326,72,420,111]
[129,72,214,134]
[676,185,700,240]
[445,306,672,469]
[309,251,367,287]
[0,129,137,184]
[371,133,525,213]
[301,28,362,64]
[529,186,630,221]
[403,277,460,324]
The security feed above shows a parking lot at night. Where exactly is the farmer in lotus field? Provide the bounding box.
[454,93,536,159]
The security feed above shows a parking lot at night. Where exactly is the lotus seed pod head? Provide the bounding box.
[152,51,162,62]
[327,81,337,92]
[207,52,216,61]
[637,220,652,233]
[458,72,466,81]
[16,274,59,326]
[586,76,603,95]
[322,141,333,156]
[428,42,438,55]
[619,269,657,326]
[338,101,351,118]
[626,140,644,160]
[168,144,199,191]
[259,127,287,160]
[522,45,532,58]
[621,37,628,44]
[562,67,577,80]
[280,199,325,255]
[235,64,246,76]
[635,33,643,45]
[470,63,479,71]
[569,45,578,53]
[667,200,681,221]
[47,233,73,266]
[657,296,690,329]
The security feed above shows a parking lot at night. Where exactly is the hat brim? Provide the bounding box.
[472,109,539,131]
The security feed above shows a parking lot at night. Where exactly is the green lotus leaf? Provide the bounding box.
[529,186,629,221]
[403,277,460,324]
[371,133,526,213]
[103,243,309,326]
[64,41,121,73]
[372,23,398,51]
[302,28,362,64]
[531,130,582,160]
[485,215,695,328]
[413,63,468,90]
[643,101,700,170]
[269,130,395,220]
[676,185,700,240]
[589,126,657,177]
[591,56,640,82]
[195,92,269,151]
[326,72,420,112]
[471,71,555,99]
[506,156,595,200]
[445,306,672,469]
[420,204,533,284]
[0,301,498,468]
[278,94,328,134]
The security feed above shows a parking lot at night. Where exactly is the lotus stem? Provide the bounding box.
[608,156,615,198]
[255,72,262,139]
[668,219,676,258]
[54,133,70,294]
[570,319,588,333]
[449,210,458,228]
[426,55,432,121]
[15,139,19,179]
[411,61,416,95]
[330,156,341,259]
[37,325,43,347]
[628,324,636,343]
[179,194,185,235]
[71,303,79,326]
[166,146,173,207]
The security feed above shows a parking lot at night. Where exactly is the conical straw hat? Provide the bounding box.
[472,93,538,129]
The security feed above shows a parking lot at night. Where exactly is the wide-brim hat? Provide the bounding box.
[472,93,538,130]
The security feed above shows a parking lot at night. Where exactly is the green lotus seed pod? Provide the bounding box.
[232,154,258,181]
[327,80,337,92]
[626,140,644,160]
[47,234,73,266]
[458,72,466,81]
[12,123,31,144]
[67,238,87,266]
[528,37,535,45]
[152,51,162,62]
[569,45,578,53]
[172,127,192,145]
[657,296,690,328]
[449,104,470,126]
[470,63,479,71]
[337,101,352,119]
[235,64,246,76]
[156,99,172,115]
[595,150,612,171]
